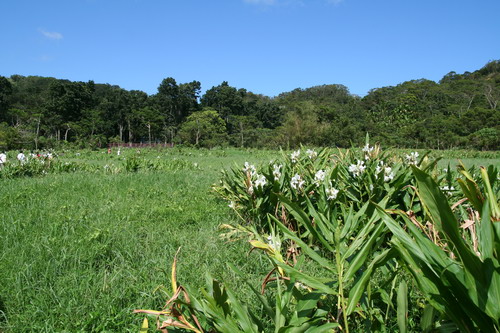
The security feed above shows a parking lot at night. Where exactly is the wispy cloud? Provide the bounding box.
[243,0,276,5]
[39,54,54,62]
[39,29,63,40]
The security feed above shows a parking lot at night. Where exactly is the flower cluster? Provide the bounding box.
[376,161,394,182]
[383,167,395,182]
[325,183,339,200]
[314,170,326,187]
[272,164,282,180]
[243,162,256,176]
[291,174,305,190]
[362,144,374,160]
[348,160,366,178]
[306,149,317,160]
[254,174,267,189]
[440,185,455,196]
[405,152,419,165]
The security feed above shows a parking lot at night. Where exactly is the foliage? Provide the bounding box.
[139,143,499,332]
[1,59,499,150]
[376,165,500,332]
[178,109,228,148]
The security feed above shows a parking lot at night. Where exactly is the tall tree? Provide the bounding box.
[178,109,227,147]
[0,76,13,122]
[201,81,243,121]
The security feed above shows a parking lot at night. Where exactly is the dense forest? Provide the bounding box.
[0,60,499,150]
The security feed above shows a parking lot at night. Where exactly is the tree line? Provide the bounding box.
[0,60,499,150]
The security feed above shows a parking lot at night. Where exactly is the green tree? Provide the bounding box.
[178,109,227,147]
[201,81,243,121]
[0,76,13,122]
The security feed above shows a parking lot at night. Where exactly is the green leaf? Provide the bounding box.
[479,200,494,260]
[277,194,334,252]
[304,322,341,332]
[274,261,338,296]
[227,263,275,320]
[344,221,385,282]
[346,248,392,315]
[411,166,484,283]
[397,280,408,333]
[272,216,336,273]
[420,304,435,333]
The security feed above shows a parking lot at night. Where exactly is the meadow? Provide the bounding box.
[0,147,499,332]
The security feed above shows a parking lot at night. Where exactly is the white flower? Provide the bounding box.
[325,185,339,200]
[290,174,305,190]
[228,201,236,209]
[348,160,366,177]
[369,184,374,191]
[440,185,455,196]
[291,150,300,163]
[405,152,419,165]
[306,149,317,160]
[384,166,394,182]
[375,161,384,175]
[362,144,374,153]
[314,169,326,187]
[243,162,256,176]
[272,164,282,180]
[294,281,308,290]
[254,174,267,188]
[267,235,281,250]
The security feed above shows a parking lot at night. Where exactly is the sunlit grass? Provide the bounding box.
[0,147,498,331]
[0,160,269,331]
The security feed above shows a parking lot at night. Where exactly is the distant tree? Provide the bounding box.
[178,109,227,147]
[177,80,201,122]
[45,80,95,140]
[201,81,243,121]
[155,77,179,125]
[0,122,20,150]
[469,127,500,150]
[227,115,261,147]
[278,102,320,148]
[0,76,13,122]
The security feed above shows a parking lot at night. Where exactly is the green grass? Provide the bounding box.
[0,150,274,332]
[0,147,498,332]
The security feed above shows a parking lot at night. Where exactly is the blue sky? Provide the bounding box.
[1,0,499,97]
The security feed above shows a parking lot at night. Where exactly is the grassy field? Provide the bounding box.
[0,147,498,332]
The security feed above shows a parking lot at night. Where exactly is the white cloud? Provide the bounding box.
[244,0,276,5]
[39,55,54,62]
[39,29,63,40]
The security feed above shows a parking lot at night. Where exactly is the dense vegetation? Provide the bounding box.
[0,147,498,331]
[135,145,500,332]
[1,60,499,151]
